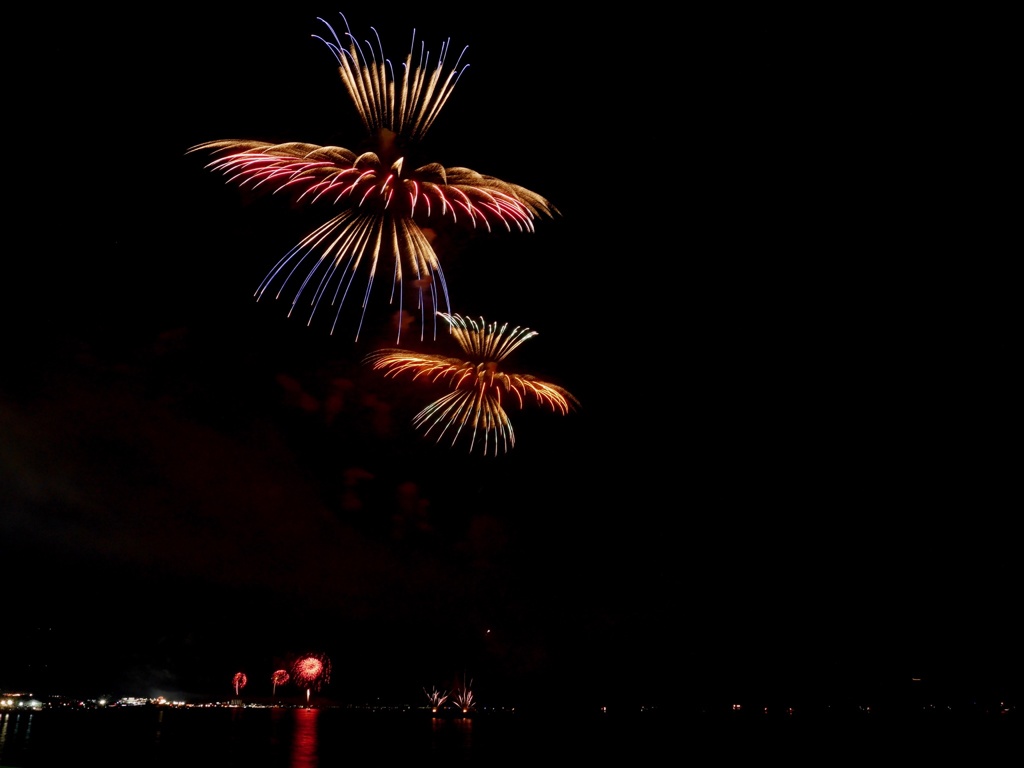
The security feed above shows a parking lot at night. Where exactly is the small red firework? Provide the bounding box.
[232,671,248,696]
[271,669,290,696]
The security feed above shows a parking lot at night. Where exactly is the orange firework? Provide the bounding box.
[365,313,578,455]
[189,13,557,342]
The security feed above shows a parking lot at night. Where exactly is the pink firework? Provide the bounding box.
[271,669,290,696]
[232,671,248,696]
[291,653,332,703]
[188,14,557,343]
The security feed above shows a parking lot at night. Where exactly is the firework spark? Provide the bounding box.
[271,669,290,696]
[291,653,332,704]
[189,13,557,342]
[365,313,578,455]
[452,675,476,714]
[232,672,248,696]
[424,686,449,713]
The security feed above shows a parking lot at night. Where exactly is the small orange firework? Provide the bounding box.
[189,13,557,342]
[365,313,578,455]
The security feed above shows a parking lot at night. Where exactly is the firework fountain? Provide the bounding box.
[452,674,476,714]
[424,686,449,713]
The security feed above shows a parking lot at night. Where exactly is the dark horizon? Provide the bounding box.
[5,676,1019,718]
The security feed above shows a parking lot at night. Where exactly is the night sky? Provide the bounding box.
[3,7,1016,709]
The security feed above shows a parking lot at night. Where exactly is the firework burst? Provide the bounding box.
[291,652,332,704]
[365,313,578,455]
[271,669,290,696]
[232,671,248,696]
[189,13,557,342]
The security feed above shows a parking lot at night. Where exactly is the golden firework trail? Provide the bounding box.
[365,313,578,455]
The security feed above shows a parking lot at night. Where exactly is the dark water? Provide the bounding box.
[0,706,1016,767]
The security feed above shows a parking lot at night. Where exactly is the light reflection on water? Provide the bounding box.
[431,714,472,759]
[0,705,1011,766]
[290,707,318,768]
[0,711,34,758]
[0,707,491,767]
